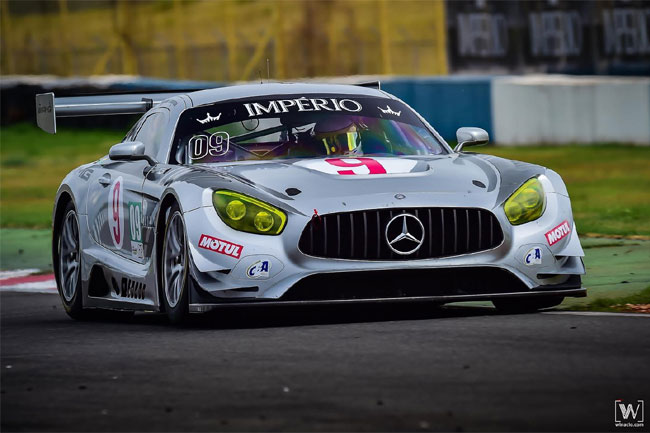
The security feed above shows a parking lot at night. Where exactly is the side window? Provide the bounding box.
[134,110,170,157]
[123,118,143,142]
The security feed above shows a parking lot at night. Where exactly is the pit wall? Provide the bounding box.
[382,75,650,146]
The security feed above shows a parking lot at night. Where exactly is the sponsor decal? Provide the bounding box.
[615,399,644,428]
[37,104,52,114]
[326,158,387,175]
[78,167,93,181]
[189,131,230,160]
[243,97,362,117]
[197,112,221,124]
[378,105,401,116]
[246,260,271,279]
[131,242,144,261]
[524,247,543,266]
[120,277,146,299]
[294,157,419,176]
[128,202,144,261]
[545,220,571,246]
[108,177,124,249]
[198,234,243,259]
[128,202,142,242]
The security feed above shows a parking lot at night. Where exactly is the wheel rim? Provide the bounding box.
[163,212,187,308]
[59,210,80,302]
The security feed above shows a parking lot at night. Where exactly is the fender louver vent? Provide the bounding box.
[298,208,503,260]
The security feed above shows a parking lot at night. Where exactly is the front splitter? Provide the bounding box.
[188,287,587,313]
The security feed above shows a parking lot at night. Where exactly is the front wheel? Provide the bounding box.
[492,296,564,313]
[56,202,84,319]
[161,204,190,324]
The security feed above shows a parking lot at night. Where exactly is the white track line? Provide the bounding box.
[0,279,58,294]
[544,311,650,318]
[0,269,41,280]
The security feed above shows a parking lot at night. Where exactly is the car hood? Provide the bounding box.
[194,155,544,216]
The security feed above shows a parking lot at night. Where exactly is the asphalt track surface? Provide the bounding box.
[2,292,649,432]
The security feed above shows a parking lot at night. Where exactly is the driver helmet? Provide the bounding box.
[312,117,361,156]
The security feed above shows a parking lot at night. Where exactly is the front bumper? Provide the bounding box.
[188,268,585,313]
[183,180,586,311]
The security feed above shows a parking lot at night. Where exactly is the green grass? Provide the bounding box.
[569,286,650,313]
[0,228,53,271]
[1,123,123,227]
[1,124,650,234]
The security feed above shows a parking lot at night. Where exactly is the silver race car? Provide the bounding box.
[36,82,585,323]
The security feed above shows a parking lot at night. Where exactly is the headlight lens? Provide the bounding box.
[226,200,246,220]
[504,177,546,225]
[213,190,287,235]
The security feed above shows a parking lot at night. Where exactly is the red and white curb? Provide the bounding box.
[0,269,57,294]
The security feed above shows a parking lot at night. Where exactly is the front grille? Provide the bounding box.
[298,208,503,260]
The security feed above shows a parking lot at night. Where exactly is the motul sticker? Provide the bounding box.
[545,221,571,246]
[295,157,418,176]
[198,234,243,259]
[108,177,124,249]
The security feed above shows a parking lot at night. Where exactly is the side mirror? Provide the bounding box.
[454,127,489,153]
[109,141,156,165]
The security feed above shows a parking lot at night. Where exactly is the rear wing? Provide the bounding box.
[35,91,191,134]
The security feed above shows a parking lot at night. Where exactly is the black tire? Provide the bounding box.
[492,296,564,313]
[160,203,190,324]
[55,201,85,320]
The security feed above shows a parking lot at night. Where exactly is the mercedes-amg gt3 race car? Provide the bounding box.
[37,82,585,323]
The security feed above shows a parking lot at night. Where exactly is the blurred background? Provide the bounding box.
[2,0,649,79]
[2,0,649,142]
[1,1,649,306]
[2,0,650,143]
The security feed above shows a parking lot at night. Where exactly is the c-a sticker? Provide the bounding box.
[108,177,124,249]
[524,247,543,266]
[246,260,271,279]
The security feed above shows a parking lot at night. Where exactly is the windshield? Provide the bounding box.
[172,95,447,164]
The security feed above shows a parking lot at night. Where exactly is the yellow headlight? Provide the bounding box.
[226,200,246,220]
[254,211,274,232]
[504,177,546,225]
[213,190,287,235]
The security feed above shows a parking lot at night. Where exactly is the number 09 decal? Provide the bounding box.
[128,202,142,242]
[108,177,124,249]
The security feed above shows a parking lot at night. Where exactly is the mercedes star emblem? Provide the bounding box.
[385,213,425,255]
